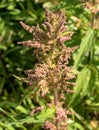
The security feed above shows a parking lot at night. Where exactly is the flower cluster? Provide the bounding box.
[30,107,43,116]
[18,9,77,130]
[43,107,68,130]
[85,1,99,13]
[81,0,99,14]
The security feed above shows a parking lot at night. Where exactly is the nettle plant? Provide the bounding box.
[18,9,77,130]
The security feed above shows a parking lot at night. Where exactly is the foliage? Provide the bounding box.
[0,0,99,130]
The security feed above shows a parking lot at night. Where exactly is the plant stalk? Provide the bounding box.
[88,0,95,63]
[53,87,58,130]
[53,87,58,106]
[91,0,95,28]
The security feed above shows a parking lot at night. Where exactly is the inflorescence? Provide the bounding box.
[18,8,77,130]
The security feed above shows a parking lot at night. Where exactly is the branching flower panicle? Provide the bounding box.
[18,8,77,130]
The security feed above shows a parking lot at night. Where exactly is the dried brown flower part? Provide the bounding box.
[18,9,77,130]
[19,9,77,98]
[30,107,43,116]
[85,2,99,14]
[56,108,67,121]
[18,9,75,60]
[43,121,56,130]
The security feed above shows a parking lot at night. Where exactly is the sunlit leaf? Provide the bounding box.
[14,107,55,125]
[68,122,84,130]
[0,122,15,130]
[70,109,93,130]
[16,105,29,114]
[73,29,94,69]
[0,127,3,130]
[69,65,98,107]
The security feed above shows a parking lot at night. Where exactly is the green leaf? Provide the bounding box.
[73,29,94,69]
[69,65,98,107]
[13,125,27,130]
[0,107,16,122]
[36,107,55,121]
[70,109,93,130]
[26,97,34,109]
[68,122,84,130]
[0,122,15,130]
[9,9,20,15]
[0,127,3,130]
[16,105,29,114]
[13,107,55,125]
[0,1,8,8]
[86,103,99,111]
[43,2,53,8]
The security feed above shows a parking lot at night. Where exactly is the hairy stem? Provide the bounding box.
[53,87,58,106]
[91,0,95,28]
[53,87,58,130]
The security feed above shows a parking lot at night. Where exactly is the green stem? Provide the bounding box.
[88,0,95,64]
